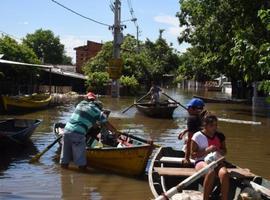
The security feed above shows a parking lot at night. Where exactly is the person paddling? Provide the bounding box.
[178,98,206,164]
[60,92,120,170]
[147,81,162,105]
[191,114,229,200]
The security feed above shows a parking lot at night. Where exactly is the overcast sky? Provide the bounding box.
[1,0,189,62]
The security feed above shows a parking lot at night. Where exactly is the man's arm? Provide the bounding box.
[184,132,192,161]
[102,121,121,135]
[178,129,188,140]
[219,141,227,156]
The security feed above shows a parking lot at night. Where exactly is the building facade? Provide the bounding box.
[74,41,103,74]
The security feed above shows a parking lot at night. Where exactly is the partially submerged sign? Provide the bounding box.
[107,58,123,79]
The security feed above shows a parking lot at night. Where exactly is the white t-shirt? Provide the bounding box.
[191,131,208,161]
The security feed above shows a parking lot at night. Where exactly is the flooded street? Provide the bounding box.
[0,89,270,199]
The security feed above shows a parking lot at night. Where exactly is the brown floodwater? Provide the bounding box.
[0,88,269,199]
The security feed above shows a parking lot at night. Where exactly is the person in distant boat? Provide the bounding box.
[60,92,120,170]
[178,98,206,164]
[191,114,229,200]
[147,81,162,104]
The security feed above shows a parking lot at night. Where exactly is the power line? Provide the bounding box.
[51,0,111,27]
[127,0,138,27]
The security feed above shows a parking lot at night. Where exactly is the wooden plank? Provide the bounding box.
[218,118,262,125]
[172,190,203,200]
[155,157,225,200]
[154,167,195,177]
[160,157,195,164]
[154,167,256,178]
[250,181,270,197]
[228,168,256,178]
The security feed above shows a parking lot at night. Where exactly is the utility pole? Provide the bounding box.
[136,25,139,52]
[111,0,122,98]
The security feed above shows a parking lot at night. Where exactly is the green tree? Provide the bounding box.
[85,72,109,94]
[120,75,139,95]
[83,34,180,89]
[23,29,71,64]
[177,0,270,98]
[0,35,40,64]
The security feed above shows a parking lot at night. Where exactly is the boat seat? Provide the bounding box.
[160,156,195,164]
[172,190,203,200]
[154,167,257,178]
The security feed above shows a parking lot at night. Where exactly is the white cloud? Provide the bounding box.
[18,21,29,25]
[153,15,185,37]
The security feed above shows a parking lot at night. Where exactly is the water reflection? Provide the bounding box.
[0,88,269,199]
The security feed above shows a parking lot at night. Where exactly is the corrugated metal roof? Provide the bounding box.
[0,58,52,69]
[0,58,87,80]
[45,68,87,80]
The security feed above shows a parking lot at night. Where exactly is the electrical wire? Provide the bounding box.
[51,0,111,27]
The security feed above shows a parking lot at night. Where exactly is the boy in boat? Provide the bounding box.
[60,92,120,170]
[178,98,206,164]
[147,81,162,104]
[191,114,229,200]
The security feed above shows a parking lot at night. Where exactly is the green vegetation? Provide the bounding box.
[83,34,180,94]
[120,75,139,95]
[23,29,72,64]
[177,0,270,97]
[85,72,110,93]
[0,35,40,64]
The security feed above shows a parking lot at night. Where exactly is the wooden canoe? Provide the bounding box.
[1,93,52,113]
[136,102,178,118]
[0,119,42,146]
[54,123,154,177]
[193,95,250,104]
[149,147,270,200]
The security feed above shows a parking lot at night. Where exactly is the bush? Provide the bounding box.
[120,75,139,95]
[85,72,109,94]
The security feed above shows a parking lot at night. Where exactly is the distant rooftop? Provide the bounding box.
[0,59,86,80]
[74,40,103,50]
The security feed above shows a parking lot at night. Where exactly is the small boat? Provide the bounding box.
[1,93,52,113]
[136,102,178,118]
[149,147,270,200]
[54,123,154,176]
[193,95,250,104]
[0,119,42,146]
[206,86,222,92]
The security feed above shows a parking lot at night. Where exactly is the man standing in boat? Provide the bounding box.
[147,81,162,105]
[60,92,120,170]
[178,98,206,164]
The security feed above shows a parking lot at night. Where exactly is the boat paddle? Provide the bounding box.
[122,93,149,113]
[162,92,262,125]
[120,132,161,148]
[155,156,225,200]
[162,92,188,110]
[29,135,62,163]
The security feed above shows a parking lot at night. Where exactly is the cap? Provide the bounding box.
[86,92,96,100]
[187,98,205,108]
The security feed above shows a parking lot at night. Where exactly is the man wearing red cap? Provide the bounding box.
[60,92,120,169]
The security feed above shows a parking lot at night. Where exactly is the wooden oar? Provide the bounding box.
[120,132,161,148]
[155,156,225,200]
[163,92,262,125]
[122,93,149,113]
[162,92,188,110]
[218,118,262,125]
[29,135,63,163]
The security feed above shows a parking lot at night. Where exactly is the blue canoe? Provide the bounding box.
[0,119,42,146]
